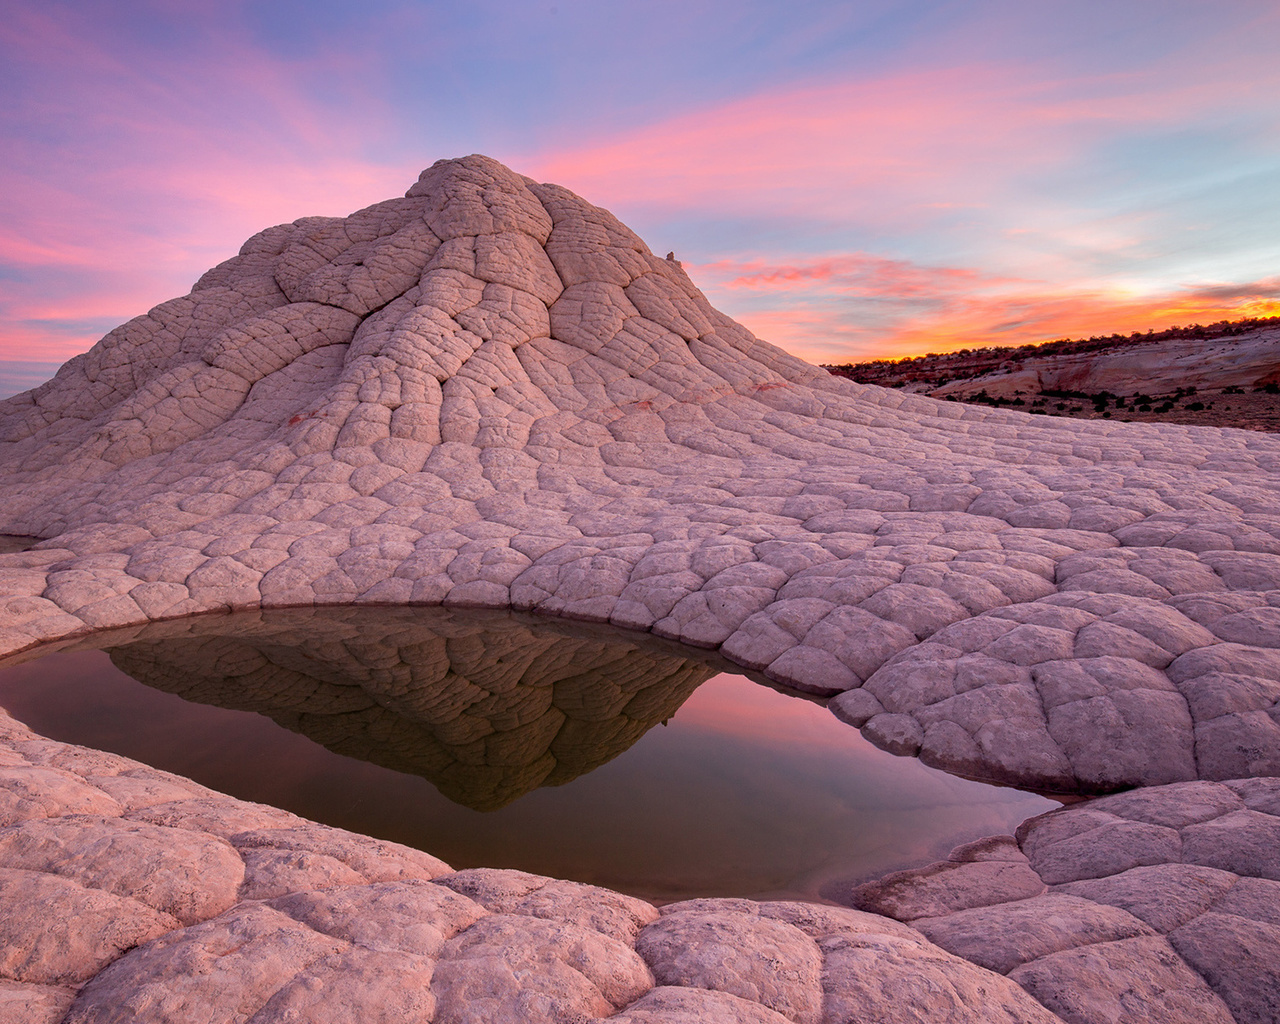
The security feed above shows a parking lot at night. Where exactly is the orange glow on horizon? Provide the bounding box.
[735,298,1280,366]
[693,256,1280,364]
[881,298,1280,361]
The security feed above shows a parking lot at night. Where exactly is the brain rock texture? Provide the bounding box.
[2,154,1280,797]
[4,154,1280,1024]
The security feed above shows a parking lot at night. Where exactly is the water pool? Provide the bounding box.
[0,606,1055,903]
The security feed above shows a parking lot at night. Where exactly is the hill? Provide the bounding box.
[2,154,1280,799]
[825,318,1280,431]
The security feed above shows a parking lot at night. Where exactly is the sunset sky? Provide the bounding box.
[2,0,1278,397]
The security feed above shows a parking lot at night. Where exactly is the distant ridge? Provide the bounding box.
[825,314,1280,386]
[826,316,1280,432]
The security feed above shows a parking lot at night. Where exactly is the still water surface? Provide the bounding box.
[0,608,1054,903]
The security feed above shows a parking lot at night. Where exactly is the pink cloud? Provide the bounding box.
[525,65,1035,224]
[522,55,1280,232]
[0,6,421,366]
[699,254,1015,297]
[0,325,102,367]
[4,5,1278,380]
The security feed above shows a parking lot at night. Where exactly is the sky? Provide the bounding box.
[1,0,1279,397]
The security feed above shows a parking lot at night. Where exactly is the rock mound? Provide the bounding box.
[1,154,1279,795]
[0,154,819,494]
[6,706,1277,1023]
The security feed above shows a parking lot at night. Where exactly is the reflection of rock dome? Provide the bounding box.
[102,608,718,810]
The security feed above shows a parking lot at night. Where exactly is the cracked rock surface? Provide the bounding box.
[1,154,1279,1021]
[0,708,1069,1023]
[3,711,1278,1023]
[849,779,1280,1024]
[2,155,1279,791]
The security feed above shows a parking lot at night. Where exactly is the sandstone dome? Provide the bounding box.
[0,153,827,509]
[3,155,1280,1023]
[2,154,1280,796]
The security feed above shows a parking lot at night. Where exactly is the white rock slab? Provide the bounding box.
[2,154,1280,1022]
